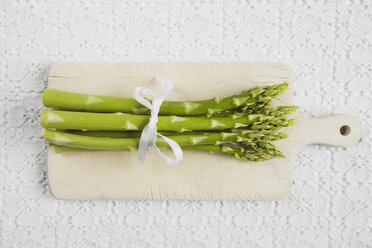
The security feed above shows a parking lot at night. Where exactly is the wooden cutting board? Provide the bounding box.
[47,62,361,200]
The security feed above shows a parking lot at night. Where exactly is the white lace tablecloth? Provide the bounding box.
[1,1,371,247]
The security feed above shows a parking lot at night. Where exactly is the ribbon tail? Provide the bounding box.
[138,125,151,167]
[137,138,147,167]
[156,134,183,166]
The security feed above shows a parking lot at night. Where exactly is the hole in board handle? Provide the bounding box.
[340,125,351,136]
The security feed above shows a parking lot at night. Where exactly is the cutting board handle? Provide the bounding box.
[303,114,361,147]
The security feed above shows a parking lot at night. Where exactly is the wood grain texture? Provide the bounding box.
[46,62,361,200]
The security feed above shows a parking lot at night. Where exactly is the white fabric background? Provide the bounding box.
[1,0,372,247]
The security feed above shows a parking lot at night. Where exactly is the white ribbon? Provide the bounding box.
[133,77,183,167]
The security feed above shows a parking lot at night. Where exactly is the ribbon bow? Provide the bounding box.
[133,77,183,167]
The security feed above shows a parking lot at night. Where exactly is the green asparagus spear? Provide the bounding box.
[242,100,272,113]
[42,83,288,115]
[247,118,298,130]
[234,130,289,141]
[210,106,298,118]
[255,106,298,117]
[208,100,272,117]
[44,129,284,151]
[251,142,285,158]
[235,137,285,158]
[187,145,271,161]
[40,109,282,131]
[64,130,197,138]
[49,143,271,162]
[64,129,289,141]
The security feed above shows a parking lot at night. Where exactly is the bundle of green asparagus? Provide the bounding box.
[41,82,298,161]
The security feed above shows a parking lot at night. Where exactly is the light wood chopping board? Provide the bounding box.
[47,62,361,200]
